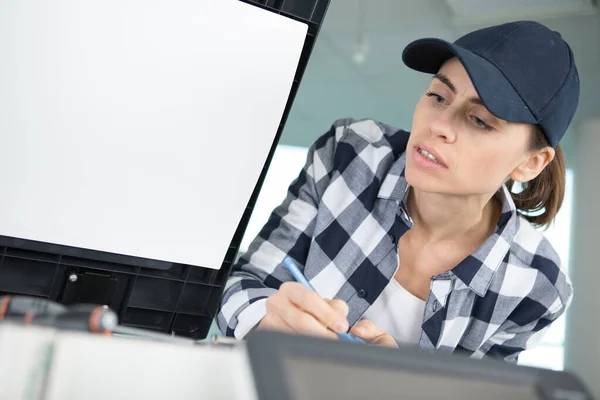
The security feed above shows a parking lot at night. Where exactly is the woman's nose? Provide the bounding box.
[429,111,457,143]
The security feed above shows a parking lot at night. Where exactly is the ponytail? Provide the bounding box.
[508,125,566,229]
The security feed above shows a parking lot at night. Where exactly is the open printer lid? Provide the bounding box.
[0,0,330,339]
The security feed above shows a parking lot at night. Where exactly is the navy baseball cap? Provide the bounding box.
[402,21,580,147]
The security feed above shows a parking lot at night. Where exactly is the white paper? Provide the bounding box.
[44,333,257,400]
[0,0,307,269]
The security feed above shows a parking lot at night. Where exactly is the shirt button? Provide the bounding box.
[357,289,367,298]
[390,234,396,243]
[432,300,439,312]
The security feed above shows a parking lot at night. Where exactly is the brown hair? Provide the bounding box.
[507,125,566,229]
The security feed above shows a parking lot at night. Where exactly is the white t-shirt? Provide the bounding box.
[361,278,426,345]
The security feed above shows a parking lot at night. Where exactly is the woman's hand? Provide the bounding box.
[350,320,398,347]
[257,282,350,339]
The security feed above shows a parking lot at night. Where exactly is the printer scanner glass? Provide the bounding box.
[285,357,538,400]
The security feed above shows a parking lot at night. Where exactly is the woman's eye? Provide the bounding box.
[472,116,492,130]
[426,91,446,105]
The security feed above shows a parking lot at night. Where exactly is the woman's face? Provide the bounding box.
[406,57,538,197]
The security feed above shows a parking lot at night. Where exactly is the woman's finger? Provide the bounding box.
[350,319,398,348]
[257,313,295,333]
[370,333,398,347]
[281,282,349,333]
[350,319,385,340]
[273,296,338,339]
[326,299,349,318]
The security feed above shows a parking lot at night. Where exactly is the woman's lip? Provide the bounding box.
[412,147,447,170]
[415,145,447,167]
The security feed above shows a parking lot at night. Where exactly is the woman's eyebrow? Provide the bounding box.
[433,73,456,94]
[433,73,485,106]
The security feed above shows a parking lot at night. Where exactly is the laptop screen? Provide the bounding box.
[285,356,538,400]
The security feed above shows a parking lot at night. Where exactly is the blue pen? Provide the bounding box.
[282,257,365,344]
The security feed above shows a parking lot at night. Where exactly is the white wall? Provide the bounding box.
[564,117,600,397]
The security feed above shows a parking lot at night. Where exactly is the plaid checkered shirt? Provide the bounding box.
[217,118,573,363]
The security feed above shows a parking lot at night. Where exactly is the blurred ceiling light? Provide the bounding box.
[352,0,369,65]
[445,0,597,25]
[352,37,369,65]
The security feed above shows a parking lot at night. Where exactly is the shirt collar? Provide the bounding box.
[377,152,409,201]
[451,185,520,296]
[377,152,520,296]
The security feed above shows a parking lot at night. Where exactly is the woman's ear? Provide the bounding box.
[510,147,555,183]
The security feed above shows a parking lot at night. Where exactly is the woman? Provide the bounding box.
[217,20,579,363]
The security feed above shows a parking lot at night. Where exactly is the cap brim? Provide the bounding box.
[402,38,537,125]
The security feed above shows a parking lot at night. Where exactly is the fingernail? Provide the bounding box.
[335,321,348,332]
[353,326,365,336]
